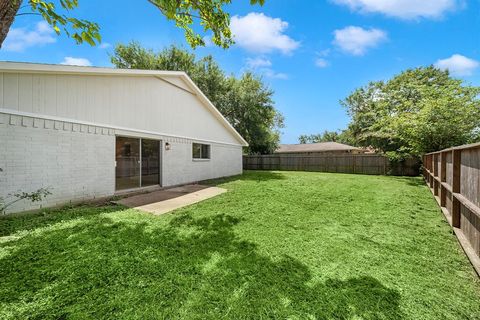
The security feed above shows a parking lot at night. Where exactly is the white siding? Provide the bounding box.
[3,73,18,110]
[0,73,3,106]
[0,72,239,145]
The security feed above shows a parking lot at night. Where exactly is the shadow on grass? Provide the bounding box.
[389,176,426,188]
[0,206,403,319]
[0,204,121,237]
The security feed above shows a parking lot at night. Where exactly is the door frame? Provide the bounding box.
[115,135,162,192]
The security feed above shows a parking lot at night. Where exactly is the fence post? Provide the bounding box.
[423,155,427,180]
[440,151,447,207]
[433,153,439,196]
[452,149,461,228]
[429,154,434,188]
[425,154,429,183]
[427,155,432,186]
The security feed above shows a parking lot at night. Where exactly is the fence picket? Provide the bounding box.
[423,143,480,276]
[243,154,419,176]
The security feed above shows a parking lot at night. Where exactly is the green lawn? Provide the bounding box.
[1,171,479,319]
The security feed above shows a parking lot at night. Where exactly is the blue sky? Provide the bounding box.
[1,0,479,143]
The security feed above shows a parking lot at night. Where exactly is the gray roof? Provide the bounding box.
[275,142,361,153]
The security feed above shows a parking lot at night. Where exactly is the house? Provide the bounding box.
[0,62,248,213]
[275,142,364,155]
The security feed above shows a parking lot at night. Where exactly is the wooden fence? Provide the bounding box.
[423,143,480,275]
[243,154,420,176]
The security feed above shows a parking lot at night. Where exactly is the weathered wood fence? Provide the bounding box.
[423,143,480,275]
[243,154,420,176]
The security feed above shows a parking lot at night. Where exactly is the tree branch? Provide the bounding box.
[146,0,202,20]
[15,12,41,16]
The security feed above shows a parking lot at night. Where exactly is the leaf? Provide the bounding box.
[27,0,100,46]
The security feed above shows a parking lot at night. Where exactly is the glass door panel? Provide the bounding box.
[141,139,160,187]
[116,137,140,190]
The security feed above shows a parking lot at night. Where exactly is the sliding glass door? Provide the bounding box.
[115,137,160,190]
[115,137,140,190]
[141,139,160,187]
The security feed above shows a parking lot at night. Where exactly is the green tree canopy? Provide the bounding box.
[298,130,354,145]
[341,66,480,160]
[0,0,264,49]
[111,42,284,154]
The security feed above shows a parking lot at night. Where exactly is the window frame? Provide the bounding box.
[192,143,211,161]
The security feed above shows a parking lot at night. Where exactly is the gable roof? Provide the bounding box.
[0,61,248,146]
[275,142,362,153]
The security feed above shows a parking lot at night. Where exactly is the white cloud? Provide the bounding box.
[243,56,286,79]
[435,54,479,76]
[3,21,56,52]
[317,49,331,57]
[99,42,111,49]
[202,36,213,47]
[332,0,460,19]
[60,57,92,67]
[262,69,288,80]
[230,12,300,54]
[315,58,329,68]
[333,26,387,56]
[246,57,272,68]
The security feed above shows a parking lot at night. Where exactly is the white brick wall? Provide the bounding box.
[0,114,115,213]
[162,139,242,187]
[0,112,243,214]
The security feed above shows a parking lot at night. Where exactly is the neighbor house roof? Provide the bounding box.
[275,142,362,153]
[0,61,248,146]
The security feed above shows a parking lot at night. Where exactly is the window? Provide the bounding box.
[192,143,210,160]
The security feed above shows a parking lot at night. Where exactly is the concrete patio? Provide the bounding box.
[113,185,227,215]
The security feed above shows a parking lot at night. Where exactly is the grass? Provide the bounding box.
[1,171,479,319]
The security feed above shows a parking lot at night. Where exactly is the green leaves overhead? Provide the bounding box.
[28,0,101,45]
[147,0,265,48]
[3,0,266,49]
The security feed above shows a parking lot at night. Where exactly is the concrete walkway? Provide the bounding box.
[114,185,227,215]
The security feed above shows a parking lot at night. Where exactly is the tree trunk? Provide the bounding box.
[0,0,22,48]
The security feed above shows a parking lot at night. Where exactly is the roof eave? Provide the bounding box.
[0,61,185,77]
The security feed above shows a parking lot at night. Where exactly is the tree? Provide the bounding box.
[0,0,265,49]
[298,130,355,145]
[341,66,480,160]
[222,72,284,154]
[111,42,284,154]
